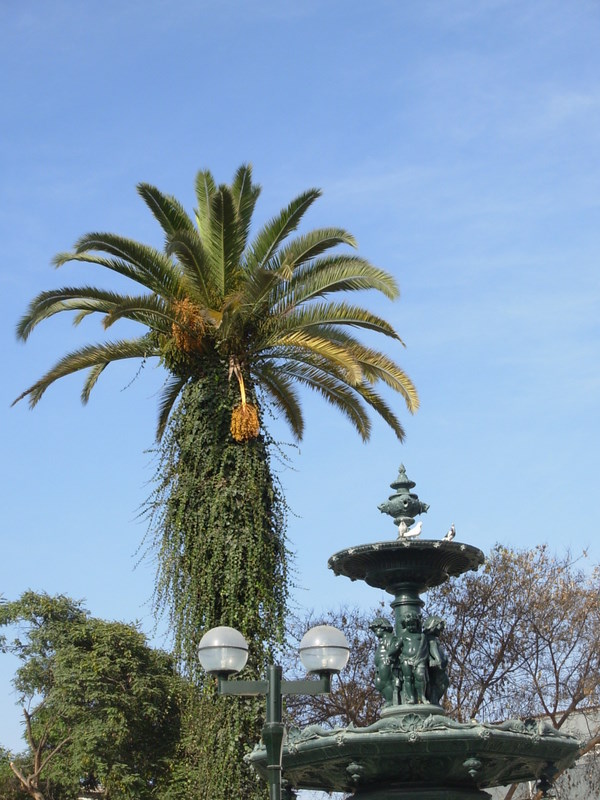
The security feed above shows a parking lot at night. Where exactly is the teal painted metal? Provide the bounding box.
[247,467,581,800]
[378,464,429,529]
[264,666,284,800]
[218,669,332,800]
[330,539,483,710]
[248,709,580,795]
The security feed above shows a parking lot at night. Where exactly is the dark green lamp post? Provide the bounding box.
[198,623,350,800]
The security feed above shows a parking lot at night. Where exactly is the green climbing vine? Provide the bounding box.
[145,362,289,800]
[148,366,288,671]
[162,682,267,800]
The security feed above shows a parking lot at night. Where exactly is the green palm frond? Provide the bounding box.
[52,252,181,300]
[230,164,261,253]
[81,362,108,403]
[194,169,217,245]
[293,255,399,299]
[273,228,357,273]
[282,323,416,409]
[270,330,362,384]
[72,309,96,326]
[228,266,282,322]
[13,336,158,408]
[238,229,360,318]
[165,229,214,306]
[257,348,411,439]
[269,302,402,340]
[246,189,322,271]
[101,294,174,331]
[17,286,176,340]
[156,375,188,440]
[137,183,197,239]
[55,234,182,298]
[271,255,400,313]
[205,187,240,296]
[349,346,419,411]
[17,286,138,340]
[255,363,304,440]
[268,360,372,441]
[352,381,407,441]
[300,325,416,410]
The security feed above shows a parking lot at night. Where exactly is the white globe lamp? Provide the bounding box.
[299,624,350,675]
[198,625,249,676]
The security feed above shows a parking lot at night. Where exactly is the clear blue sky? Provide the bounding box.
[1,1,599,753]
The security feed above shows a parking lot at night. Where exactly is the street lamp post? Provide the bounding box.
[198,624,350,800]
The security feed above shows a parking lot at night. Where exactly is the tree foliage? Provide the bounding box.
[146,372,288,673]
[0,748,26,800]
[0,592,180,800]
[426,544,600,800]
[159,681,266,800]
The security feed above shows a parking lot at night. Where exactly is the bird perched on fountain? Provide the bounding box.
[443,524,456,542]
[398,520,422,539]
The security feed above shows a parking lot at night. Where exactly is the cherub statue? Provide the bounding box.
[398,611,429,704]
[369,617,402,705]
[423,615,449,705]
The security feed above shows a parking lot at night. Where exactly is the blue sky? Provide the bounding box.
[1,1,599,753]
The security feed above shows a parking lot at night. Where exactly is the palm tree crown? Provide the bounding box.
[15,164,418,440]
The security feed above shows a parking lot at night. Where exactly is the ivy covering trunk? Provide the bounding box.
[149,369,288,673]
[147,370,287,799]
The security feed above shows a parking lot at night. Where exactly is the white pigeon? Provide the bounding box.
[443,523,456,542]
[397,520,409,538]
[405,521,422,538]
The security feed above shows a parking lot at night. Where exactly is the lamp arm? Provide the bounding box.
[281,675,332,696]
[218,676,332,697]
[218,677,269,695]
[216,666,335,800]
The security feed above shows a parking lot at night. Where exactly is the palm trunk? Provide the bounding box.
[147,359,288,800]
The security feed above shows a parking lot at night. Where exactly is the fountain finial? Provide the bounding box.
[378,464,429,531]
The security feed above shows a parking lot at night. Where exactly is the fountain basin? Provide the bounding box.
[247,713,580,797]
[328,540,485,594]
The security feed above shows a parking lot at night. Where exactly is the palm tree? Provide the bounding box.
[15,165,418,800]
[15,166,416,440]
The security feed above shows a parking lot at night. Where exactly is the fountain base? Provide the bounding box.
[247,711,580,795]
[354,787,491,800]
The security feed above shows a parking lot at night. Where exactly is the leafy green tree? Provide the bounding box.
[14,165,417,799]
[15,165,416,444]
[0,748,26,800]
[0,592,180,800]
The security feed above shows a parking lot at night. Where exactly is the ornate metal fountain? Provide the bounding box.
[247,465,581,800]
